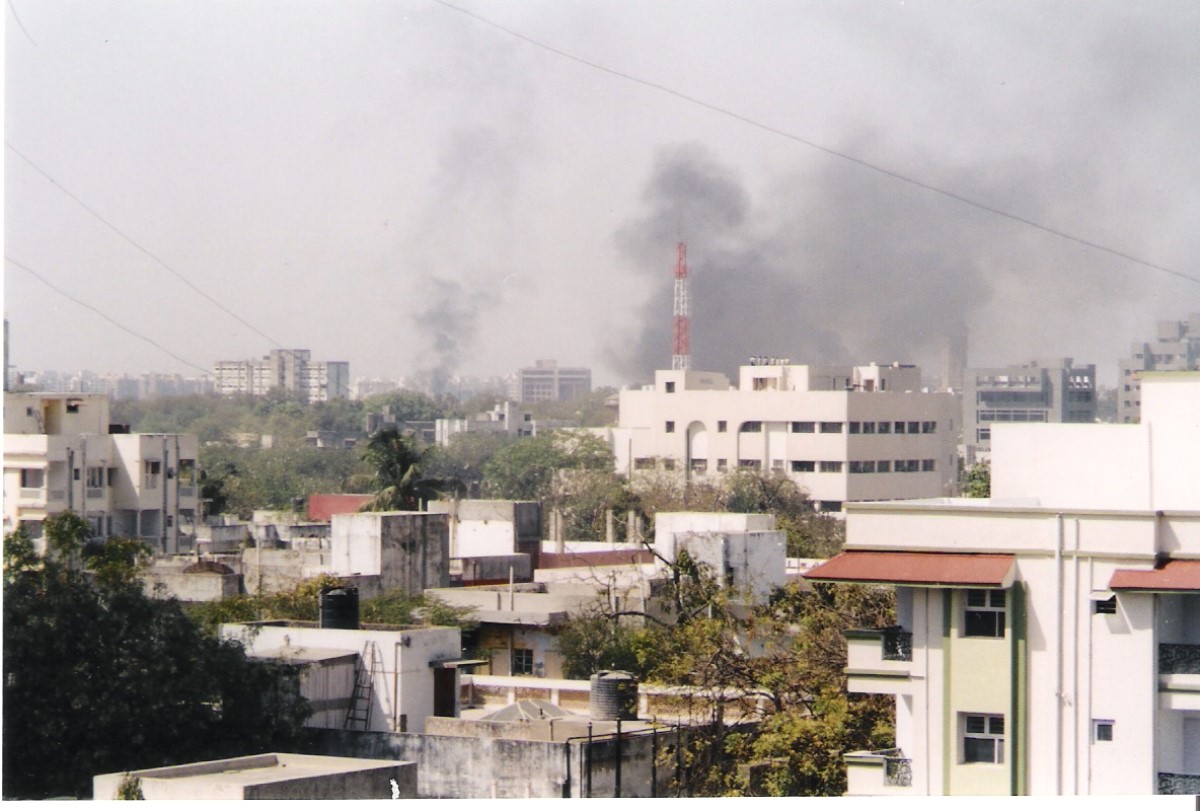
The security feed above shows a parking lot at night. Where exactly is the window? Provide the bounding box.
[1094,596,1117,614]
[819,461,843,473]
[665,421,675,433]
[771,460,784,472]
[965,589,1006,637]
[877,421,891,434]
[907,421,920,434]
[1093,719,1114,743]
[690,459,707,473]
[962,714,1005,764]
[178,459,196,485]
[663,459,676,471]
[512,648,534,676]
[791,460,815,473]
[849,460,876,474]
[738,459,761,470]
[73,468,82,481]
[144,460,161,489]
[921,459,936,472]
[741,421,763,433]
[791,421,815,433]
[862,421,876,434]
[894,421,906,434]
[848,421,861,434]
[66,399,81,413]
[87,467,105,488]
[717,458,728,472]
[20,468,45,489]
[717,420,727,433]
[665,381,675,393]
[922,421,937,434]
[877,460,891,473]
[820,422,843,434]
[635,457,656,470]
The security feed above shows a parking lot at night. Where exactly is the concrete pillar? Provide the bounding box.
[606,510,615,547]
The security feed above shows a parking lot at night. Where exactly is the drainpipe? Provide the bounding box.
[160,444,169,553]
[1055,512,1064,795]
[1071,517,1081,795]
[67,447,75,511]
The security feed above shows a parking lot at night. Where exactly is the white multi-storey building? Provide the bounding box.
[215,349,349,402]
[1118,314,1200,424]
[607,361,960,511]
[807,371,1200,796]
[3,392,199,553]
[507,360,592,403]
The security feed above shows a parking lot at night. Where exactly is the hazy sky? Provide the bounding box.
[5,1,1198,389]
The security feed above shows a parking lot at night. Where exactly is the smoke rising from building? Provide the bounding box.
[611,140,1160,382]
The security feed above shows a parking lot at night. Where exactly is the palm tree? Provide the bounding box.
[357,428,461,511]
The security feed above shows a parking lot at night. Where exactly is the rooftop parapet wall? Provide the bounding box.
[845,502,1200,559]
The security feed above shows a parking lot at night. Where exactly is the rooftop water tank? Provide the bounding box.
[319,586,359,630]
[589,670,638,721]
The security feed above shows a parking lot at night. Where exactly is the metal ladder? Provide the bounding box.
[344,640,381,730]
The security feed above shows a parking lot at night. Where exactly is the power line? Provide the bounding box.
[5,142,310,361]
[6,256,214,376]
[433,0,1199,288]
[7,0,38,48]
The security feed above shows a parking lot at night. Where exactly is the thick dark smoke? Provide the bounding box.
[611,141,1146,381]
[411,277,489,396]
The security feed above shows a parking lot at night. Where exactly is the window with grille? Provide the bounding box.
[962,714,1004,763]
[965,589,1006,638]
[512,649,534,675]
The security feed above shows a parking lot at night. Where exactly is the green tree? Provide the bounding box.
[3,521,310,799]
[482,430,614,501]
[423,432,514,499]
[353,428,461,511]
[962,459,991,498]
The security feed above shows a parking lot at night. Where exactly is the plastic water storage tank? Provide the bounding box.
[319,586,359,630]
[589,670,638,721]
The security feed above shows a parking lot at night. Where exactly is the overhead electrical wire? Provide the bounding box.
[6,256,213,376]
[6,142,309,367]
[433,0,1199,288]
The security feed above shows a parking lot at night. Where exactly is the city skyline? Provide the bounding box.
[5,1,1198,389]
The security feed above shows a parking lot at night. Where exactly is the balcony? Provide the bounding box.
[1160,644,1200,675]
[1158,773,1200,795]
[845,749,914,795]
[845,627,914,695]
[1159,644,1200,710]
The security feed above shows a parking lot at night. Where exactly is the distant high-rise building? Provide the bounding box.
[215,349,348,402]
[507,360,591,403]
[963,358,1096,463]
[1118,314,1200,424]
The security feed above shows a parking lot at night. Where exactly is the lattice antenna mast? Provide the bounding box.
[672,242,691,370]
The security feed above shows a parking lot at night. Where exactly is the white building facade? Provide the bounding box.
[3,392,199,552]
[609,362,960,511]
[808,372,1200,796]
[215,349,349,402]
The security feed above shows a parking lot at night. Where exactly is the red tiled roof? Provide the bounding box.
[306,493,373,522]
[1109,560,1200,592]
[804,551,1015,587]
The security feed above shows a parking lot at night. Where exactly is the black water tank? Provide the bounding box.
[319,586,359,630]
[589,670,638,721]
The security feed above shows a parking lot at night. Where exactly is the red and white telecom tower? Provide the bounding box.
[672,242,691,370]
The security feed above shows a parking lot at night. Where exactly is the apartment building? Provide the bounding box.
[3,392,199,553]
[963,358,1096,463]
[215,349,349,402]
[608,361,959,511]
[1118,314,1200,423]
[807,372,1200,795]
[507,360,591,403]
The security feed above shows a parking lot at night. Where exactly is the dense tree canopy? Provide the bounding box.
[553,551,893,796]
[3,517,309,799]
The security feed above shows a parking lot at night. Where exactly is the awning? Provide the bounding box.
[430,658,489,670]
[1109,560,1200,592]
[805,550,1016,588]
